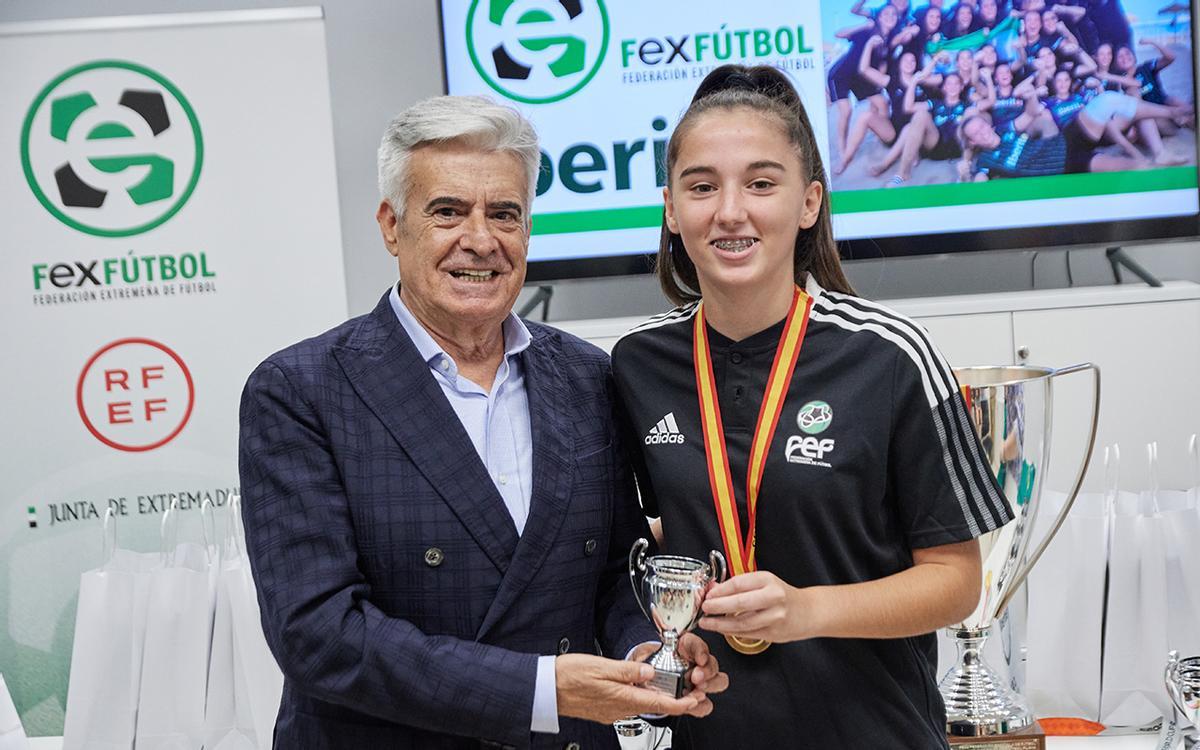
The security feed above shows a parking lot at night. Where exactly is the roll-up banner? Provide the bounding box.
[0,9,347,735]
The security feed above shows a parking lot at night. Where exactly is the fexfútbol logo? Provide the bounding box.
[797,400,833,435]
[466,0,609,104]
[20,60,203,237]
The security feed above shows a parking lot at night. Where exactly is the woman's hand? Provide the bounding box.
[697,571,817,644]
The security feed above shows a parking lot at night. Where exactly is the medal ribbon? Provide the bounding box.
[693,285,813,577]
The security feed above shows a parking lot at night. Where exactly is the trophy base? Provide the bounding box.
[646,666,687,698]
[948,721,1046,749]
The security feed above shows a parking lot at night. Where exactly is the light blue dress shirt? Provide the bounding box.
[389,285,560,734]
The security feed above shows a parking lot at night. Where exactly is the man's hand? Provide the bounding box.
[554,654,702,725]
[626,634,729,713]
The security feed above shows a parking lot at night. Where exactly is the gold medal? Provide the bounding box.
[694,287,811,655]
[726,634,771,655]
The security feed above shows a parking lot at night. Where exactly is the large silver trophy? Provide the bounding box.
[628,538,727,698]
[1166,651,1200,748]
[940,364,1101,740]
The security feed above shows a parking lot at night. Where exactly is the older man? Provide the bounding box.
[237,95,725,749]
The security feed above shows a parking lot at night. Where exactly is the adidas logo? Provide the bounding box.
[645,413,685,445]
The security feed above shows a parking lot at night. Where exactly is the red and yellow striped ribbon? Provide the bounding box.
[693,286,812,654]
[693,285,812,577]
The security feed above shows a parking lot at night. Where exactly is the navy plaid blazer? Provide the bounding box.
[238,291,657,749]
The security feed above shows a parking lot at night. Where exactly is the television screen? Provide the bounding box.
[439,0,1199,279]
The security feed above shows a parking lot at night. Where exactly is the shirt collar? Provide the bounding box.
[804,272,825,303]
[388,283,532,371]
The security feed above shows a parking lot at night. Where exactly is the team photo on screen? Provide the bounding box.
[823,0,1197,188]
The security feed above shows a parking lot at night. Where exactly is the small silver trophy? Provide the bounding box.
[628,538,727,698]
[1166,651,1200,749]
[940,363,1101,743]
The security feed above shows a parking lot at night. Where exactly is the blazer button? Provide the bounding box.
[558,637,570,654]
[424,547,444,567]
[564,743,580,750]
[584,538,597,556]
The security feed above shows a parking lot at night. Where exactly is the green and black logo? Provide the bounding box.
[466,0,609,104]
[21,60,203,237]
[797,400,833,435]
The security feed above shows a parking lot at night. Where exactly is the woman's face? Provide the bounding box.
[900,52,918,75]
[980,45,998,67]
[925,6,943,32]
[1116,46,1136,71]
[996,63,1013,86]
[944,73,964,97]
[956,4,974,28]
[957,49,974,74]
[665,108,821,301]
[981,0,998,20]
[1036,45,1056,73]
[1054,70,1072,97]
[1097,43,1113,69]
[878,5,899,35]
[1042,10,1059,33]
[1025,11,1042,37]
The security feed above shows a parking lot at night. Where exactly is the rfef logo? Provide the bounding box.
[21,61,203,237]
[76,338,195,452]
[466,0,609,104]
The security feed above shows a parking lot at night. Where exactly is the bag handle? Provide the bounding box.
[160,498,180,566]
[1147,441,1161,516]
[200,498,216,564]
[102,506,118,566]
[224,492,244,559]
[1189,433,1198,490]
[1102,443,1120,515]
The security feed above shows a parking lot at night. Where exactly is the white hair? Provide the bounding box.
[377,95,541,216]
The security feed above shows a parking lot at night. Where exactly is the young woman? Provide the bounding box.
[828,6,903,160]
[834,6,920,174]
[612,63,1011,749]
[871,70,972,184]
[1112,40,1190,160]
[946,2,977,37]
[1043,67,1087,128]
[987,62,1028,127]
[902,3,944,62]
[835,48,923,175]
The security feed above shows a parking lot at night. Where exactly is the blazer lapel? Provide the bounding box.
[333,294,519,574]
[477,329,576,639]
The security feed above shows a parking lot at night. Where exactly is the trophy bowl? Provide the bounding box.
[1166,651,1200,747]
[940,363,1100,738]
[629,538,727,698]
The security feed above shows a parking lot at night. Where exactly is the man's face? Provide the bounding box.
[376,142,529,333]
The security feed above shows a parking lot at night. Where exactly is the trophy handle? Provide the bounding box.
[709,550,728,584]
[1167,651,1188,722]
[996,362,1101,615]
[628,538,653,625]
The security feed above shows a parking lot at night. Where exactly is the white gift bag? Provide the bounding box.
[1025,488,1109,720]
[1161,438,1200,662]
[0,674,29,750]
[1100,445,1174,728]
[204,505,257,750]
[224,495,283,748]
[62,511,158,750]
[134,501,218,750]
